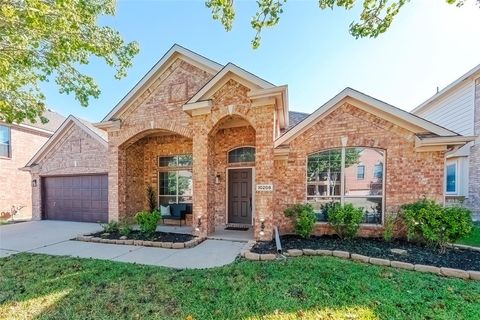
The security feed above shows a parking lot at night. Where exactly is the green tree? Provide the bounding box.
[0,0,139,124]
[205,0,479,49]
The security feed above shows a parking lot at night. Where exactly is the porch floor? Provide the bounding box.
[208,226,254,242]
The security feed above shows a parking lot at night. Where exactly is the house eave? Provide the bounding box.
[183,100,213,116]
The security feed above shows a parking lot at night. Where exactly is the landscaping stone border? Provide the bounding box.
[243,247,480,281]
[75,235,205,249]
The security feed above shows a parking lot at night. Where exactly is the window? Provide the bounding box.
[357,165,365,180]
[0,125,11,158]
[446,163,456,194]
[158,154,193,206]
[228,147,255,163]
[307,147,385,224]
[373,163,383,179]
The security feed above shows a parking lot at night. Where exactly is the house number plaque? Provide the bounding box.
[256,184,273,192]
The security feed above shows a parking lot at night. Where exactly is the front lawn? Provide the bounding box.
[457,222,480,247]
[1,254,480,319]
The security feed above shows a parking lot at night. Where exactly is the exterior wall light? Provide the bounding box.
[195,215,202,232]
[215,174,221,184]
[32,179,37,187]
[259,217,265,236]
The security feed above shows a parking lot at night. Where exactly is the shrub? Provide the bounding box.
[401,199,473,251]
[100,221,119,233]
[146,185,157,213]
[383,213,398,242]
[135,210,160,236]
[327,204,364,239]
[284,203,316,238]
[119,223,133,237]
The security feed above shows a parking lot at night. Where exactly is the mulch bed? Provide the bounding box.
[252,234,480,271]
[87,230,194,243]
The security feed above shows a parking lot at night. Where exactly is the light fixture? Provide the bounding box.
[32,179,37,187]
[259,217,265,236]
[215,174,221,184]
[195,215,202,232]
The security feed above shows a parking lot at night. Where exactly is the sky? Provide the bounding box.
[41,0,480,122]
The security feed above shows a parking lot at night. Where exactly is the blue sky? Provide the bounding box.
[42,0,480,122]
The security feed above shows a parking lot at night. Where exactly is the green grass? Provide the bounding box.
[457,223,480,247]
[1,254,480,320]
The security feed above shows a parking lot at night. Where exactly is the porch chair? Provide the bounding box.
[161,203,187,226]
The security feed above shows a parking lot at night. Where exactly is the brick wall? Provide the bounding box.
[273,103,445,237]
[0,126,49,220]
[469,78,480,220]
[29,123,108,220]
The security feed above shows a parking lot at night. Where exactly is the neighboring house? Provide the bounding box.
[412,65,480,220]
[23,45,472,240]
[22,115,108,222]
[0,110,64,220]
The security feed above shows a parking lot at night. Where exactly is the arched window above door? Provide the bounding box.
[228,147,255,163]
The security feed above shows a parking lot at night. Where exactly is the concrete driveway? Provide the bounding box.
[0,220,246,269]
[0,220,101,256]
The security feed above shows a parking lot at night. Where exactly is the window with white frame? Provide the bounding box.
[0,125,11,158]
[307,147,385,224]
[357,165,365,180]
[158,155,193,206]
[228,147,255,163]
[446,163,457,194]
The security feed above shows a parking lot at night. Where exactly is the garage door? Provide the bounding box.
[43,175,108,222]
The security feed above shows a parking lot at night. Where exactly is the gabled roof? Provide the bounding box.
[187,63,275,103]
[275,87,461,147]
[412,63,480,114]
[25,115,107,167]
[102,44,223,122]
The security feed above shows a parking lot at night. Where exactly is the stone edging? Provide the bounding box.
[243,248,480,281]
[76,235,205,249]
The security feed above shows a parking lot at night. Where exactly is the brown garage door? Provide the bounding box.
[43,175,108,222]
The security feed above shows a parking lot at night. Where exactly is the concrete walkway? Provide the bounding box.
[0,221,245,269]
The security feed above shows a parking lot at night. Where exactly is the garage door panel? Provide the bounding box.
[44,175,108,222]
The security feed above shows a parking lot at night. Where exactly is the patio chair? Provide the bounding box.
[161,203,187,226]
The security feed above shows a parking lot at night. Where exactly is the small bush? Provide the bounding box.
[327,204,364,239]
[100,221,119,233]
[119,223,133,237]
[383,213,398,242]
[284,203,316,238]
[402,199,473,251]
[135,210,160,236]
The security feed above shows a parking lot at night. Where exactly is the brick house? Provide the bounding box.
[0,110,64,220]
[24,45,473,240]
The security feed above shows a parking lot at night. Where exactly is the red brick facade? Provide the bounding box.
[101,51,450,240]
[0,126,49,219]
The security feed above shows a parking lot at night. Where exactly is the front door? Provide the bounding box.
[228,168,252,224]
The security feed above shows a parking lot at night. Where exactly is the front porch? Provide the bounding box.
[110,107,276,240]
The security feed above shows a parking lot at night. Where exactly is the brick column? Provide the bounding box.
[108,143,126,222]
[253,104,276,240]
[192,117,214,236]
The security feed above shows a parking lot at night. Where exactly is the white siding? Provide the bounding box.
[415,81,475,136]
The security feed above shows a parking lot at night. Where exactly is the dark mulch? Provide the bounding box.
[252,234,480,271]
[87,230,194,243]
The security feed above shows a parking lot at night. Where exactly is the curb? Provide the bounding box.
[76,235,205,249]
[243,247,480,281]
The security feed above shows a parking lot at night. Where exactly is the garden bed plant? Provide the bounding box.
[251,199,479,271]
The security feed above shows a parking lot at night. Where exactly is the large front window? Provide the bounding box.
[0,125,11,158]
[307,148,385,224]
[158,155,193,206]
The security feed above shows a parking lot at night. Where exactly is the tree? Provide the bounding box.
[0,0,139,124]
[205,0,479,49]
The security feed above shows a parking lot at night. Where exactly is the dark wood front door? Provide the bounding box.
[228,168,252,224]
[43,175,108,222]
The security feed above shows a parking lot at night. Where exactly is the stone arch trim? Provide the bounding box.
[206,106,257,136]
[116,120,193,148]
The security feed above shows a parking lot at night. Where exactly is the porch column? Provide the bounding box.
[253,103,276,240]
[192,117,214,236]
[108,143,126,222]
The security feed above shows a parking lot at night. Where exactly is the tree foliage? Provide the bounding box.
[0,0,139,124]
[205,0,480,48]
